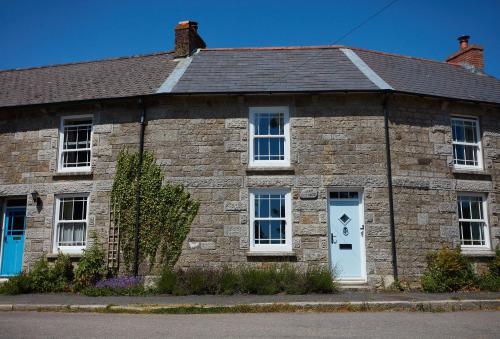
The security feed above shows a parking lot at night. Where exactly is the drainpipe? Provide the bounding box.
[134,98,147,277]
[383,93,398,282]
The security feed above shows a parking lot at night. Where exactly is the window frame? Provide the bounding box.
[53,193,90,254]
[249,106,290,167]
[249,188,292,253]
[457,192,490,250]
[451,116,483,170]
[58,115,93,173]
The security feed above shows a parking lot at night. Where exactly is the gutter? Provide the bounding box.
[1,89,499,112]
[134,97,147,277]
[383,93,398,282]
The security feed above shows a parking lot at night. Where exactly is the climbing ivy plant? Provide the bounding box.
[111,149,199,273]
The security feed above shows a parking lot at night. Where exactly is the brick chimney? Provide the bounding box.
[446,35,484,73]
[174,21,206,58]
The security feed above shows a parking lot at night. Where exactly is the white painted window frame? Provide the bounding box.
[53,193,90,254]
[249,189,292,252]
[451,116,483,170]
[58,115,93,173]
[457,192,490,250]
[249,106,290,167]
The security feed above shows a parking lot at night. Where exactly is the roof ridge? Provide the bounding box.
[201,45,346,51]
[0,50,174,73]
[202,45,461,67]
[348,46,460,66]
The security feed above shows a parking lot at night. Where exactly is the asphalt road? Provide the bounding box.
[0,311,499,338]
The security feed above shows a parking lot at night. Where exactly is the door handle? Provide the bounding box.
[360,224,365,230]
[331,234,337,244]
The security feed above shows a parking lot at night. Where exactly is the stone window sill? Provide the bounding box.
[47,253,83,259]
[452,168,490,177]
[246,251,296,257]
[246,167,295,175]
[53,171,93,179]
[461,249,496,257]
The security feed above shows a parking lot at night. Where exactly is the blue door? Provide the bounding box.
[1,208,27,276]
[329,192,364,280]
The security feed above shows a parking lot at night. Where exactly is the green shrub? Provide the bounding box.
[305,267,337,293]
[217,267,241,295]
[0,253,73,294]
[488,247,500,277]
[421,246,476,292]
[274,265,306,294]
[172,268,220,295]
[73,233,107,290]
[155,265,336,296]
[240,267,279,295]
[478,273,500,291]
[29,253,73,293]
[0,273,33,295]
[477,247,500,292]
[157,267,177,294]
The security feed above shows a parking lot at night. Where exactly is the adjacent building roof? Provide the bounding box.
[0,52,177,107]
[1,46,500,108]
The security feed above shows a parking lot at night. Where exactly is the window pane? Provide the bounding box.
[270,196,281,218]
[471,200,481,219]
[453,144,465,165]
[269,113,283,135]
[258,196,269,218]
[255,220,270,244]
[270,220,283,244]
[471,223,482,245]
[460,221,472,244]
[60,199,73,220]
[256,114,269,135]
[464,146,477,166]
[256,138,269,160]
[464,122,477,143]
[65,129,78,148]
[72,199,86,220]
[452,120,464,142]
[461,200,471,219]
[269,138,284,160]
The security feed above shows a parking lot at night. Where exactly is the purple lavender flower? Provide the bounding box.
[95,276,143,289]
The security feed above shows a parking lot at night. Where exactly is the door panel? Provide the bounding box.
[329,194,363,279]
[1,208,27,276]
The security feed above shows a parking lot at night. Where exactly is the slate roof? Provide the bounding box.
[354,48,500,104]
[1,46,500,107]
[171,48,379,93]
[0,52,177,107]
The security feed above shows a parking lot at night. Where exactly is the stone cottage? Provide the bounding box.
[0,21,499,287]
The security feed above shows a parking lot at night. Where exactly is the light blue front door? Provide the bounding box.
[329,192,364,279]
[1,208,27,276]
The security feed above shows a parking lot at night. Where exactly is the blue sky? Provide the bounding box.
[1,0,499,77]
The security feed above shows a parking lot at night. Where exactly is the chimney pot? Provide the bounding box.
[458,35,470,50]
[174,20,206,57]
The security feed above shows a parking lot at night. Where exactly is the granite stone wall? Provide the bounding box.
[0,93,498,287]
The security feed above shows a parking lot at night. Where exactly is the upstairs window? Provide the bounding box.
[457,194,489,248]
[249,107,290,167]
[58,116,93,172]
[54,194,89,253]
[451,117,482,169]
